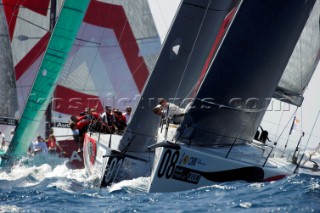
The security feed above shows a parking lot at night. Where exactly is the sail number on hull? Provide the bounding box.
[157,149,180,178]
[157,149,201,184]
[103,157,123,185]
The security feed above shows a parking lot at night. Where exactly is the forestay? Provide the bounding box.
[274,1,320,107]
[177,0,316,146]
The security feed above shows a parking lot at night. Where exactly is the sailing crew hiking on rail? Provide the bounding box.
[100,105,127,134]
[69,107,101,152]
[69,106,128,152]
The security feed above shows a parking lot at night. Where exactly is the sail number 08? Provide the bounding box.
[157,149,180,179]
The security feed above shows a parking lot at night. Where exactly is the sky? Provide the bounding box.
[148,0,320,150]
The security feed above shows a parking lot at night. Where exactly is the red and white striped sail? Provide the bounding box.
[3,0,160,123]
[1,0,160,167]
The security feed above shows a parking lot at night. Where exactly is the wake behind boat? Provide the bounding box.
[84,0,320,193]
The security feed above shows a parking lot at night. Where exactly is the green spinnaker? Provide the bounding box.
[1,0,90,165]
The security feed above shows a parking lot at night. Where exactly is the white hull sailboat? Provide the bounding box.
[148,126,320,192]
[83,0,320,193]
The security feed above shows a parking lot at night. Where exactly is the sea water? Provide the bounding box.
[0,155,320,213]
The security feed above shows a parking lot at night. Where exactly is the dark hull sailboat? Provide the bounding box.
[84,0,320,192]
[51,0,160,169]
[84,0,243,186]
[0,0,160,168]
[149,0,320,192]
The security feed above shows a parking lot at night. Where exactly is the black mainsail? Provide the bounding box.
[87,0,319,191]
[118,0,242,152]
[176,0,317,146]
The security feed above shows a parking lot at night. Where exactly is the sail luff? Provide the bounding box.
[5,0,90,159]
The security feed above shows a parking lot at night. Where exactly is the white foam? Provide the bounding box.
[0,205,21,212]
[108,176,149,193]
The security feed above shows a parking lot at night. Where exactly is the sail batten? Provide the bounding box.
[4,0,90,160]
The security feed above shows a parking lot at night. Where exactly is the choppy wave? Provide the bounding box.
[1,156,320,212]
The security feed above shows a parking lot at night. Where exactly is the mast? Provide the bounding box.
[45,0,57,139]
[3,0,91,161]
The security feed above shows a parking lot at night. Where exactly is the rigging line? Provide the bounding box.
[118,19,128,44]
[274,107,298,146]
[294,108,320,173]
[82,23,107,93]
[136,36,159,41]
[299,37,303,99]
[71,38,160,48]
[74,37,101,45]
[302,108,320,152]
[1,0,20,26]
[261,118,320,141]
[16,15,49,32]
[22,34,48,65]
[182,79,202,103]
[172,0,212,104]
[102,38,160,47]
[81,31,105,95]
[131,60,144,77]
[275,108,285,141]
[60,3,110,91]
[282,107,298,153]
[59,22,89,83]
[300,102,303,139]
[298,38,304,140]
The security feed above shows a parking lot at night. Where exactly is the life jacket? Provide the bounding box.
[92,112,100,120]
[117,114,126,124]
[76,115,91,129]
[47,138,57,149]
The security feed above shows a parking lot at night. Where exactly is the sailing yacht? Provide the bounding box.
[0,0,160,168]
[0,0,91,168]
[83,0,320,192]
